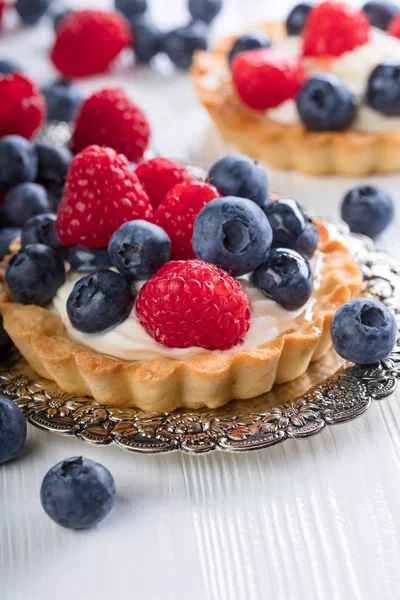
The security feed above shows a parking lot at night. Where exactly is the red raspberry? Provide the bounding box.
[0,2,5,26]
[232,49,306,111]
[0,73,45,140]
[72,88,150,163]
[56,145,153,248]
[51,10,132,78]
[155,181,221,260]
[302,2,370,58]
[388,13,400,38]
[136,260,251,350]
[135,158,194,208]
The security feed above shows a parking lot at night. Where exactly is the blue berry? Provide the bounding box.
[296,74,356,131]
[115,0,147,19]
[0,316,12,353]
[366,62,400,116]
[208,155,268,208]
[21,214,66,256]
[252,248,313,310]
[362,1,398,30]
[15,0,52,25]
[331,298,397,364]
[108,220,171,281]
[35,142,72,185]
[188,0,222,24]
[0,58,23,74]
[228,33,271,66]
[52,7,71,30]
[0,136,37,191]
[264,199,318,258]
[341,185,394,239]
[0,397,26,465]
[163,21,208,69]
[0,227,21,261]
[6,243,65,305]
[68,246,112,274]
[286,3,314,35]
[3,183,51,227]
[41,79,82,124]
[67,270,134,334]
[40,456,116,530]
[46,183,64,212]
[131,17,163,63]
[193,196,272,276]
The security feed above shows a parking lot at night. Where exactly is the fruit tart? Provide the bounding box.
[0,148,362,411]
[192,1,400,175]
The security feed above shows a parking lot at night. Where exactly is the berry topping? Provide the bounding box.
[68,246,112,274]
[192,197,273,277]
[286,3,314,35]
[41,79,82,124]
[388,11,400,37]
[15,0,52,25]
[0,397,27,465]
[208,155,268,207]
[228,33,272,65]
[0,227,21,261]
[366,62,400,116]
[46,183,63,212]
[331,298,397,364]
[51,10,132,78]
[163,21,208,69]
[136,260,251,350]
[232,49,306,111]
[302,1,370,57]
[6,243,66,305]
[21,214,66,256]
[0,136,37,190]
[109,220,171,280]
[155,181,221,260]
[52,8,72,31]
[72,88,150,163]
[0,73,46,140]
[264,199,319,259]
[341,185,394,238]
[35,142,72,186]
[67,270,135,334]
[0,58,23,74]
[252,248,313,311]
[296,74,356,131]
[135,157,193,208]
[131,17,163,63]
[56,145,153,249]
[115,0,148,19]
[3,183,51,227]
[40,456,116,529]
[188,0,223,24]
[363,1,398,30]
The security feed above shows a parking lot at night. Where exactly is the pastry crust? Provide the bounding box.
[191,22,400,176]
[0,221,362,411]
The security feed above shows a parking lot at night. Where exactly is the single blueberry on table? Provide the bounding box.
[252,248,313,310]
[286,3,314,35]
[367,62,400,116]
[0,227,21,261]
[41,79,82,124]
[362,1,398,30]
[6,243,65,305]
[115,0,147,19]
[0,397,27,465]
[331,298,397,364]
[208,155,268,208]
[40,456,116,530]
[3,183,51,227]
[264,199,318,258]
[35,143,72,186]
[192,196,273,277]
[21,214,66,256]
[131,16,163,63]
[68,246,112,274]
[163,21,208,69]
[0,316,12,353]
[15,0,53,25]
[188,0,223,24]
[0,136,38,191]
[0,58,23,74]
[228,33,271,66]
[341,185,394,239]
[67,270,135,334]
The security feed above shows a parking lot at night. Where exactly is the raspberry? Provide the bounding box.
[0,73,46,140]
[72,88,150,163]
[232,49,306,111]
[51,10,132,78]
[388,13,400,38]
[302,2,370,58]
[155,181,220,260]
[136,260,251,350]
[56,145,153,248]
[135,157,193,208]
[0,2,5,26]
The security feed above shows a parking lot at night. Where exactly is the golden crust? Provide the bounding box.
[0,222,362,411]
[191,22,400,176]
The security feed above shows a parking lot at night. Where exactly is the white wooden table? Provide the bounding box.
[2,1,400,599]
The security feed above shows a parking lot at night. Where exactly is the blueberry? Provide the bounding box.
[115,0,147,19]
[252,248,313,310]
[0,58,23,74]
[362,1,398,30]
[0,397,26,465]
[21,214,66,256]
[297,74,356,131]
[6,243,65,305]
[294,222,319,259]
[67,270,135,334]
[286,2,314,35]
[109,220,171,281]
[46,183,64,212]
[15,0,52,25]
[0,316,12,353]
[163,21,208,69]
[40,456,116,529]
[264,199,318,258]
[193,196,272,276]
[228,33,271,66]
[52,7,71,30]
[331,298,397,364]
[341,185,394,239]
[366,62,400,116]
[68,246,112,274]
[0,136,38,191]
[208,155,268,208]
[3,183,51,227]
[188,0,222,24]
[0,227,21,261]
[35,143,72,185]
[41,79,82,124]
[131,17,163,63]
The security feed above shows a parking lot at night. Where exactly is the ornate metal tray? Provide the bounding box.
[1,221,400,454]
